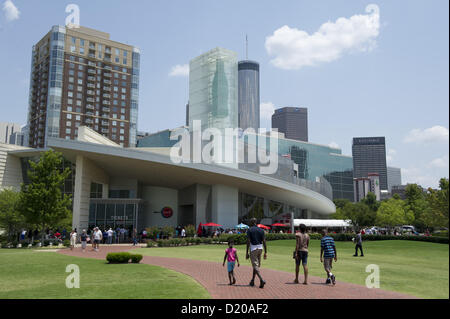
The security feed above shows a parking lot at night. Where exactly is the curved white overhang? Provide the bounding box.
[26,138,336,215]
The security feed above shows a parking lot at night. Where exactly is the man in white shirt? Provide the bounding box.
[107,228,114,245]
[93,227,103,251]
[181,228,186,238]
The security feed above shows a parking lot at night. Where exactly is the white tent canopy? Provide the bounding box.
[294,219,352,228]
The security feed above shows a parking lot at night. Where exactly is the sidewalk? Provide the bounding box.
[59,246,418,299]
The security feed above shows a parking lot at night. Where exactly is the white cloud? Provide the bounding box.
[265,4,380,70]
[260,102,275,120]
[428,155,449,169]
[2,0,20,22]
[403,125,449,144]
[328,142,340,149]
[169,64,189,77]
[402,167,438,189]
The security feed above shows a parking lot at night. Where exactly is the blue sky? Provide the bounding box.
[0,0,448,188]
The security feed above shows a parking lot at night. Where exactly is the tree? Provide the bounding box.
[342,202,376,228]
[376,198,414,230]
[361,192,380,212]
[333,198,351,210]
[19,150,72,240]
[0,188,26,242]
[426,178,449,229]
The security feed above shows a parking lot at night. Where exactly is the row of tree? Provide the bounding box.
[0,150,72,242]
[332,179,449,231]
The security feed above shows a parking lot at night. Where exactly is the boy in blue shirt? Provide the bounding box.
[320,229,337,285]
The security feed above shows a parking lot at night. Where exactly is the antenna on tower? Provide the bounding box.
[245,34,248,60]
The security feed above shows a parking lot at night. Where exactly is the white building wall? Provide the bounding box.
[0,144,27,191]
[109,177,138,198]
[141,186,178,228]
[211,184,239,229]
[73,155,109,230]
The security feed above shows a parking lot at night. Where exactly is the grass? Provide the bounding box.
[132,240,449,299]
[0,249,210,299]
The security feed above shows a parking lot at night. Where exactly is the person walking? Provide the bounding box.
[132,228,138,246]
[320,229,337,285]
[80,229,88,252]
[107,228,114,245]
[69,229,77,251]
[245,218,267,288]
[353,230,364,257]
[93,227,102,252]
[223,240,240,285]
[294,223,310,284]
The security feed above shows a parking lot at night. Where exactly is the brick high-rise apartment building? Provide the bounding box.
[27,25,140,148]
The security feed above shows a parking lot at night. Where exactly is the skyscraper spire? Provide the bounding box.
[245,34,248,60]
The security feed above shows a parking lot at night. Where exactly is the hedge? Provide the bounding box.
[106,252,143,264]
[146,232,448,247]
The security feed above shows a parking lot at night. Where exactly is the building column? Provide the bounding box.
[211,184,239,229]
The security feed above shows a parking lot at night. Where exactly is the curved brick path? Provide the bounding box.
[59,246,418,299]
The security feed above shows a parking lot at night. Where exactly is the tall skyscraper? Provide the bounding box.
[238,60,260,131]
[271,107,308,142]
[188,47,238,131]
[352,137,388,191]
[0,122,22,144]
[387,166,402,192]
[27,25,140,148]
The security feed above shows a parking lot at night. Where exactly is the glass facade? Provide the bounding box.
[243,134,354,201]
[238,61,260,131]
[239,193,309,222]
[88,199,143,236]
[137,129,354,201]
[352,137,388,191]
[188,48,238,131]
[45,26,66,144]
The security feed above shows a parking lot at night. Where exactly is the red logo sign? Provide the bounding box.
[161,207,173,218]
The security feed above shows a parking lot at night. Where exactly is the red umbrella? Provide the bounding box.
[202,222,223,227]
[257,224,270,230]
[272,223,289,227]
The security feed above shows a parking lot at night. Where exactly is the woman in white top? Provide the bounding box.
[70,229,77,250]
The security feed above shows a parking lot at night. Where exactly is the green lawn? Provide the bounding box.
[0,249,210,299]
[132,240,449,299]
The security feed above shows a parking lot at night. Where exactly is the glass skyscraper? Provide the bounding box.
[352,137,388,191]
[238,60,260,131]
[188,47,238,131]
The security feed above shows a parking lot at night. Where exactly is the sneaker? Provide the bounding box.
[331,274,336,285]
[326,278,331,285]
[249,280,255,287]
[353,254,358,257]
[259,280,266,289]
[360,255,364,257]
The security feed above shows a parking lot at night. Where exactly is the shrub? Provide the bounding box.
[63,239,71,247]
[130,254,143,263]
[146,226,160,240]
[161,226,174,239]
[185,225,196,237]
[106,252,131,264]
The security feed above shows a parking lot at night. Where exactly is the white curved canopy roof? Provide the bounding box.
[294,219,351,227]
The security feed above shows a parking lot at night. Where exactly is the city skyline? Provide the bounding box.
[0,0,448,189]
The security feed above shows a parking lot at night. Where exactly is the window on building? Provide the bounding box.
[90,182,103,198]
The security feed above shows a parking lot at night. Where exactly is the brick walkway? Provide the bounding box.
[59,246,417,299]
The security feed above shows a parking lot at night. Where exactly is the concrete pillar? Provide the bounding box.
[211,184,239,229]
